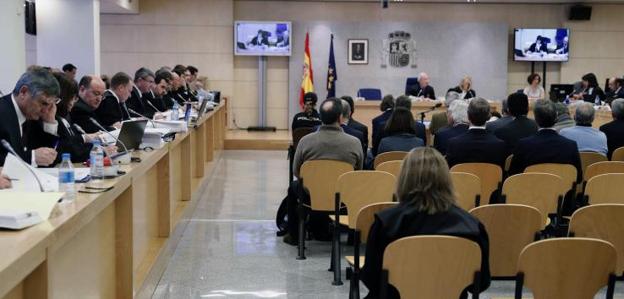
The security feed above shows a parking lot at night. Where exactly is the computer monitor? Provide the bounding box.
[550,84,574,102]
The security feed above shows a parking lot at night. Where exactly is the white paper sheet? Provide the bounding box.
[38,167,91,182]
[0,154,58,192]
[0,191,62,221]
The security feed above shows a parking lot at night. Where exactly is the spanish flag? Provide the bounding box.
[299,32,314,108]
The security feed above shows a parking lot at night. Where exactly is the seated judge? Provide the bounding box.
[523,73,545,101]
[341,96,369,148]
[446,98,507,168]
[495,92,538,152]
[486,98,513,133]
[434,100,469,155]
[447,76,476,100]
[149,69,173,112]
[571,73,605,104]
[126,67,156,118]
[94,72,133,129]
[509,100,582,183]
[560,102,608,156]
[407,72,436,99]
[360,147,490,299]
[599,98,624,158]
[0,68,59,167]
[378,107,424,154]
[373,96,427,156]
[605,77,624,104]
[70,75,107,133]
[291,92,321,130]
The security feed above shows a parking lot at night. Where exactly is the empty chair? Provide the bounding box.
[584,173,624,205]
[381,236,483,299]
[450,163,502,204]
[569,204,624,276]
[612,146,624,161]
[579,151,608,175]
[374,151,408,169]
[376,160,402,178]
[524,163,577,195]
[298,160,354,259]
[357,88,382,100]
[515,238,617,299]
[584,161,624,182]
[502,173,565,227]
[450,172,481,210]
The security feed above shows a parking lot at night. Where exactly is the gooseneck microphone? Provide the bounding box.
[419,103,443,124]
[88,117,131,165]
[1,139,45,192]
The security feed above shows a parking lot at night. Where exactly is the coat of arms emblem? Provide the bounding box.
[381,31,417,68]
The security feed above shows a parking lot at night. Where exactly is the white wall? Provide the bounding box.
[0,0,26,95]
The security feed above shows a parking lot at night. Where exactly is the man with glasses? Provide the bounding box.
[0,67,60,167]
[127,67,156,118]
[70,75,107,133]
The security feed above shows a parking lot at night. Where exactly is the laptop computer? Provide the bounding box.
[117,119,148,151]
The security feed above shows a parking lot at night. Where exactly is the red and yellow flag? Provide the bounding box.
[299,32,314,108]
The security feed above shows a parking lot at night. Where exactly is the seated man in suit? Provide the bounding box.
[371,95,395,153]
[71,75,107,133]
[163,71,185,107]
[509,100,582,181]
[372,96,426,155]
[339,99,367,156]
[485,98,513,133]
[600,98,624,159]
[553,102,575,132]
[94,72,133,129]
[341,95,369,149]
[0,68,59,167]
[172,65,198,103]
[560,102,608,155]
[407,72,436,99]
[434,100,469,155]
[495,92,538,152]
[605,77,624,104]
[446,98,507,169]
[126,67,156,118]
[284,98,363,245]
[148,69,173,112]
[291,92,321,130]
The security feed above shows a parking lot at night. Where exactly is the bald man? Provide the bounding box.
[70,75,109,133]
[407,72,436,100]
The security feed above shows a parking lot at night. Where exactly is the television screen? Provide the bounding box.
[513,28,569,62]
[234,21,291,56]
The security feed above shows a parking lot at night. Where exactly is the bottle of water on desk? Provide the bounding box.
[90,140,104,179]
[171,101,180,121]
[59,153,76,202]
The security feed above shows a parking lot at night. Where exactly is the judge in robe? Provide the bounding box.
[407,72,436,100]
[126,67,156,118]
[70,75,107,133]
[94,72,133,129]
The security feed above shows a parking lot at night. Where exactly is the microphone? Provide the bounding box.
[419,103,443,123]
[72,123,87,135]
[1,139,45,192]
[146,98,162,113]
[88,118,131,165]
[127,108,156,128]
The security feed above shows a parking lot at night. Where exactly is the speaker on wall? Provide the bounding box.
[25,1,36,35]
[569,5,592,21]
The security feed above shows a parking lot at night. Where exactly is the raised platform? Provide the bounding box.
[224,129,290,150]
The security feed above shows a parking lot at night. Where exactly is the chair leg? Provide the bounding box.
[296,200,306,260]
[515,273,524,299]
[332,193,343,285]
[607,274,616,299]
[380,270,389,299]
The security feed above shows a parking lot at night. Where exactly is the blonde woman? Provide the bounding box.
[360,147,490,299]
[448,76,476,99]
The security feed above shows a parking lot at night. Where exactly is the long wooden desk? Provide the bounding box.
[0,101,227,299]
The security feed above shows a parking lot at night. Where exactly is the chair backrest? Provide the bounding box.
[405,77,419,95]
[300,160,354,211]
[292,127,316,149]
[450,163,502,203]
[612,146,624,161]
[357,88,382,100]
[585,161,624,182]
[450,172,481,211]
[337,171,396,228]
[383,236,481,299]
[502,173,564,227]
[569,204,624,275]
[524,163,577,193]
[355,202,397,242]
[504,154,513,173]
[518,238,616,299]
[579,152,608,177]
[470,204,541,277]
[374,151,408,169]
[376,160,403,178]
[585,173,624,205]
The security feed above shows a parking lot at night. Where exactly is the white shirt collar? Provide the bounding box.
[11,94,26,130]
[469,125,486,130]
[107,89,120,103]
[133,85,142,99]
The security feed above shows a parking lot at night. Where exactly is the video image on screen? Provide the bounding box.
[235,21,291,56]
[514,28,569,62]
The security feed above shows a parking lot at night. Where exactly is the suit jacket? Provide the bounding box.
[509,129,583,182]
[434,124,469,155]
[407,84,436,99]
[605,87,624,104]
[378,133,424,154]
[485,116,513,133]
[143,90,166,114]
[495,116,538,153]
[347,118,369,149]
[0,95,32,166]
[25,116,93,164]
[600,119,624,159]
[163,91,181,109]
[94,90,131,128]
[126,86,150,118]
[447,86,476,99]
[71,98,109,133]
[446,128,508,168]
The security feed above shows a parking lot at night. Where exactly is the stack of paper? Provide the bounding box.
[149,120,188,133]
[141,128,171,149]
[39,167,91,182]
[0,192,63,229]
[0,154,58,192]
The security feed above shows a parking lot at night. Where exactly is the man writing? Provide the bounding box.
[70,75,107,133]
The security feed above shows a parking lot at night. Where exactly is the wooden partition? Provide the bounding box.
[0,102,227,299]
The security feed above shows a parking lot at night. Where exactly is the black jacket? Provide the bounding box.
[94,90,131,128]
[580,86,606,104]
[347,118,369,149]
[0,95,32,166]
[361,202,490,299]
[407,84,436,100]
[600,119,624,159]
[71,98,111,133]
[291,110,321,131]
[25,116,93,164]
[434,123,469,155]
[372,109,427,156]
[126,86,151,118]
[447,86,476,99]
[143,90,166,113]
[446,128,507,169]
[494,116,538,153]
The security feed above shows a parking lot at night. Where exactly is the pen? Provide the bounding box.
[53,139,60,150]
[6,177,19,181]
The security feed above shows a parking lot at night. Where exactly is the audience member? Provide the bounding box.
[62,63,77,81]
[94,72,132,129]
[560,102,608,155]
[523,73,545,101]
[373,96,426,155]
[360,147,490,299]
[70,75,107,133]
[341,95,369,149]
[407,72,436,99]
[127,67,156,118]
[485,98,512,133]
[599,98,624,158]
[552,102,575,132]
[378,108,424,154]
[291,92,321,130]
[605,77,624,104]
[495,93,538,152]
[338,99,367,155]
[447,76,476,99]
[371,94,395,153]
[434,100,469,155]
[572,73,605,104]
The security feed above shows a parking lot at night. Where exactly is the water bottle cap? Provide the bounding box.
[93,139,101,145]
[62,153,71,160]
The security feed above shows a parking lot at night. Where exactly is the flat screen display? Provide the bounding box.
[513,28,569,62]
[234,21,291,56]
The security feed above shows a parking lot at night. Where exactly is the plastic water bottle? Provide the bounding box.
[58,153,76,202]
[90,140,104,179]
[171,101,180,120]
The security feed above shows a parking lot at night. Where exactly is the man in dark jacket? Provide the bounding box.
[600,98,624,159]
[291,92,321,130]
[495,92,538,152]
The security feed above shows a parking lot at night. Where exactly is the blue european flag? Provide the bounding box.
[327,34,337,98]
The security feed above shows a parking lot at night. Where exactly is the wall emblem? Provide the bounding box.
[381,31,417,68]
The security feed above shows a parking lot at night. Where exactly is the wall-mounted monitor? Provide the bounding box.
[234,21,291,56]
[513,28,569,62]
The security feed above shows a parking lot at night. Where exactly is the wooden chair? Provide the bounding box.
[569,204,624,276]
[524,163,577,202]
[470,204,542,278]
[450,172,481,211]
[331,171,396,285]
[376,160,402,178]
[580,152,608,175]
[502,173,565,228]
[298,160,354,260]
[504,154,513,173]
[373,151,408,169]
[584,173,624,205]
[450,163,502,204]
[612,146,624,161]
[515,238,617,299]
[347,202,397,299]
[584,161,624,182]
[381,236,483,299]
